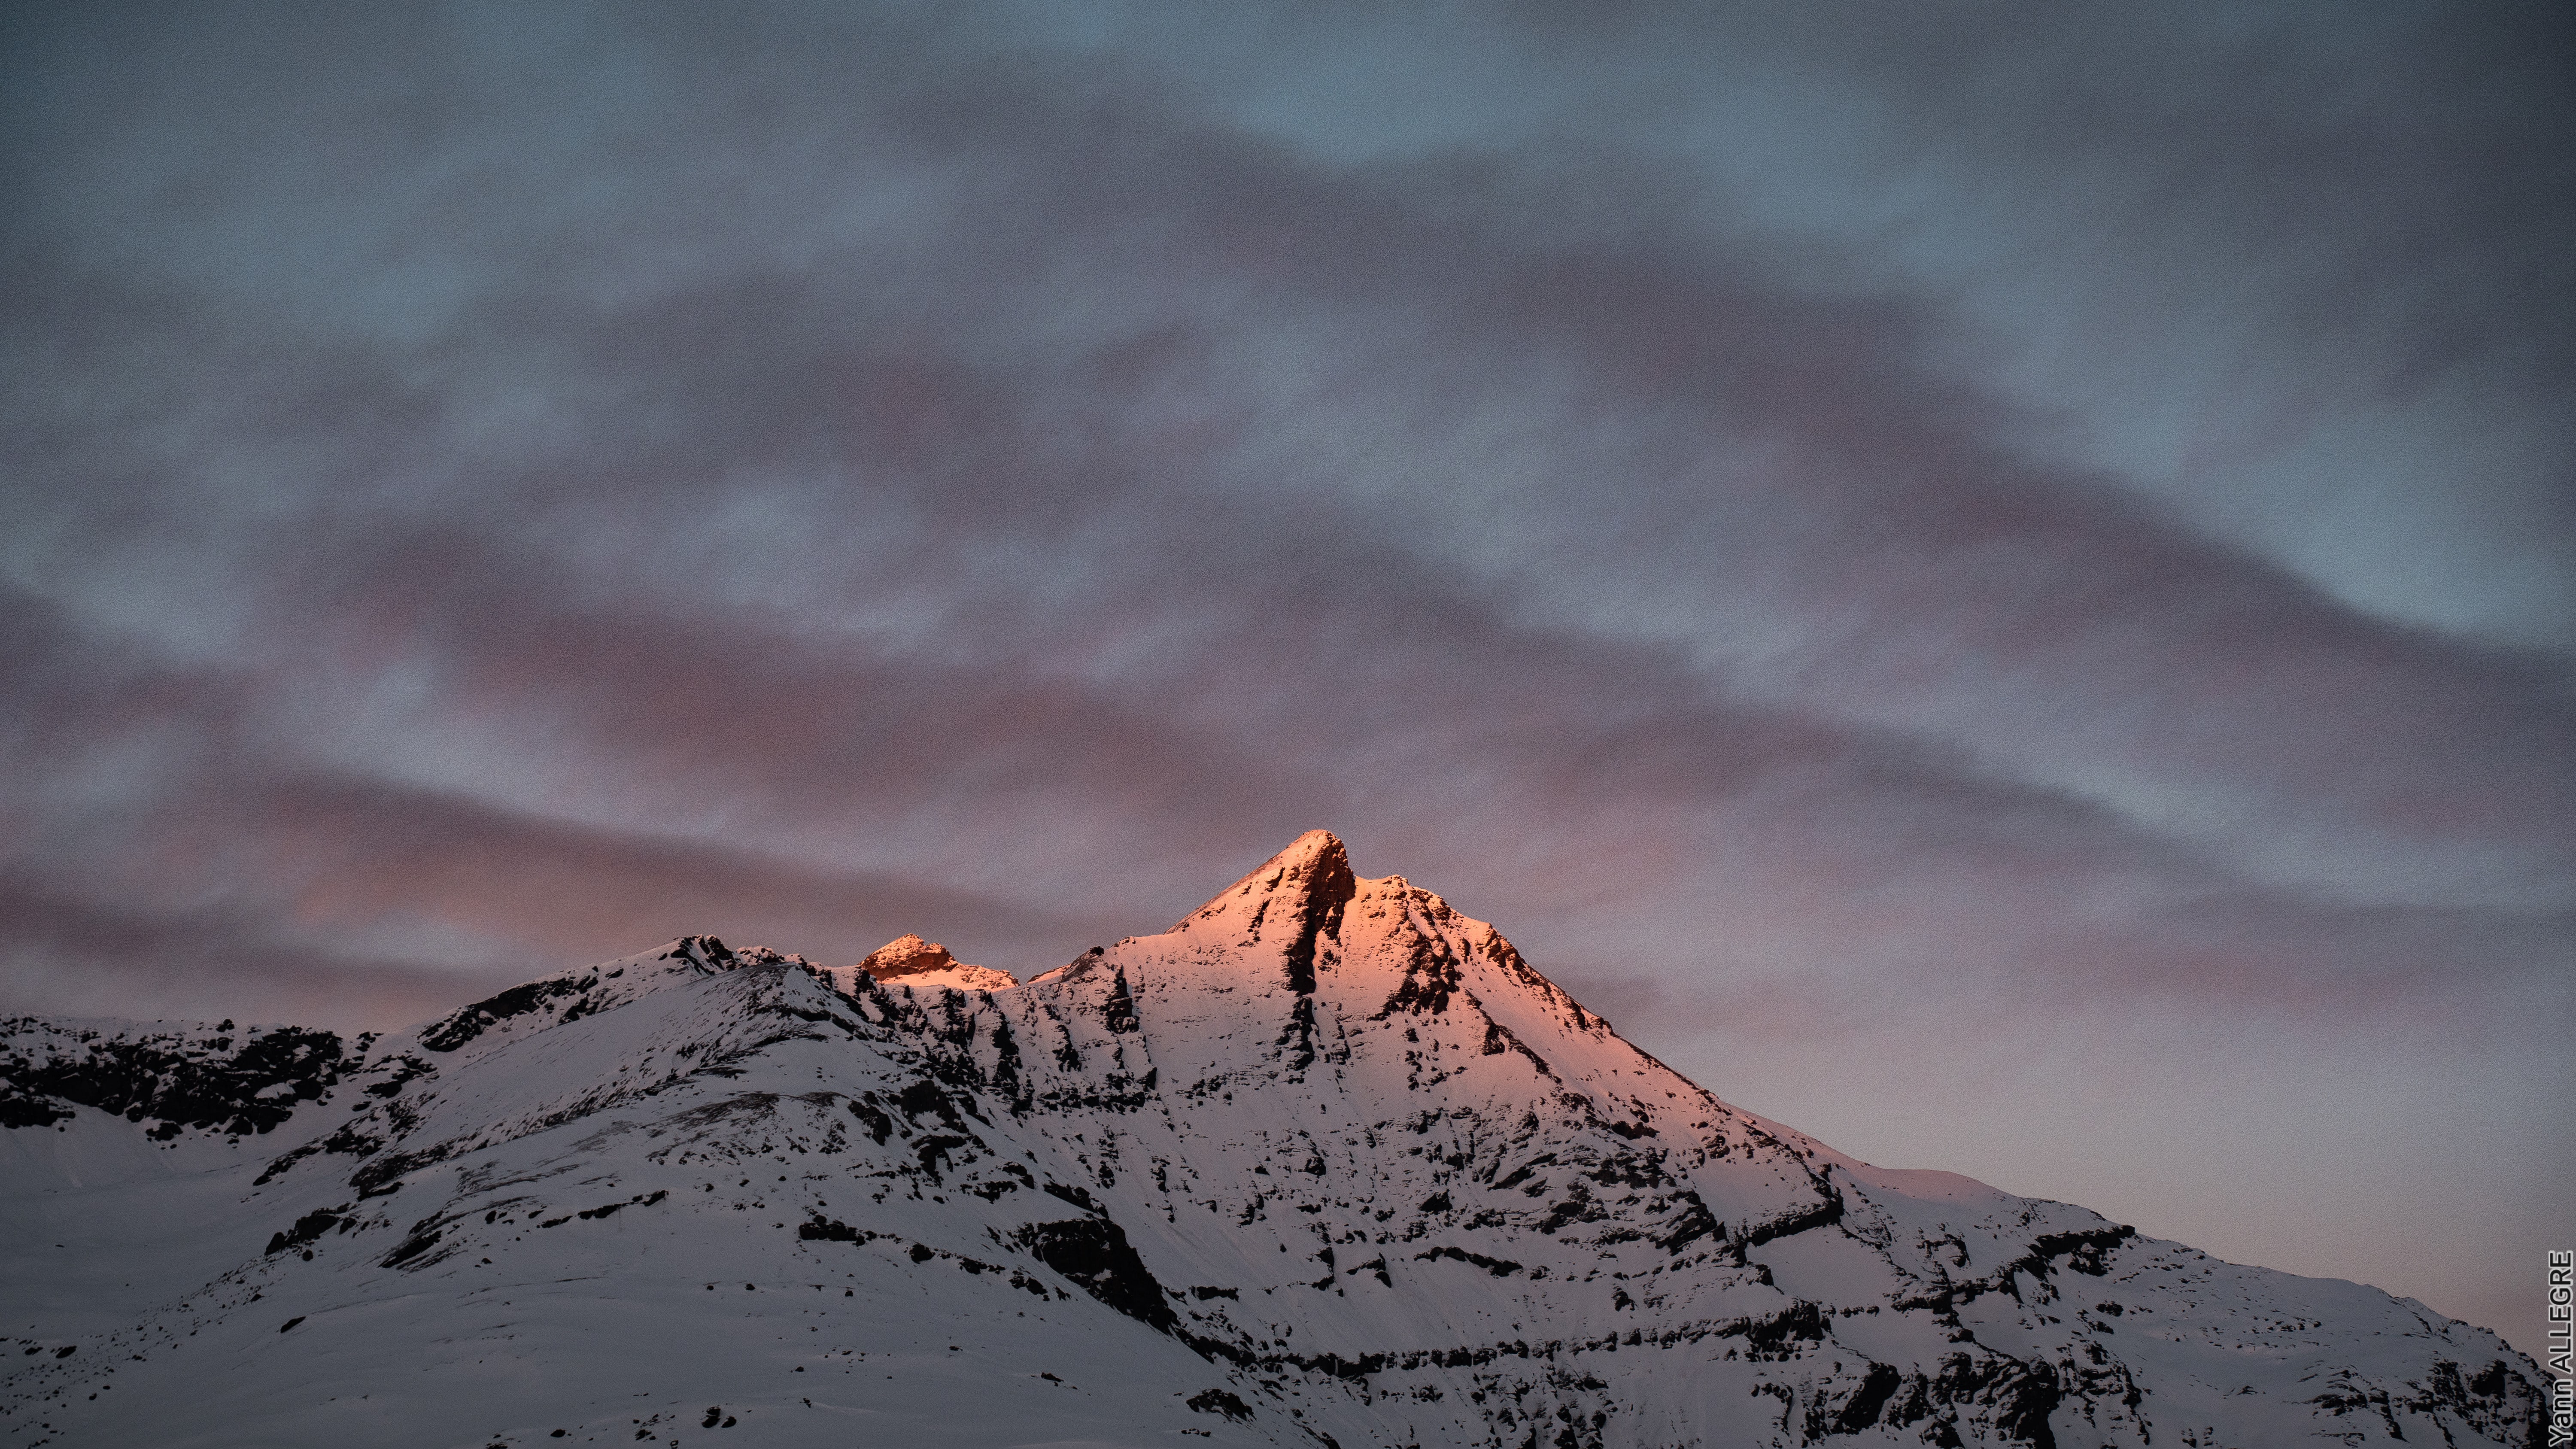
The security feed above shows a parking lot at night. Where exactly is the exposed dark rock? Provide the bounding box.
[266,1206,350,1256]
[381,1226,443,1268]
[0,1089,69,1128]
[0,1019,347,1137]
[1188,1388,1255,1422]
[1102,970,1140,1035]
[1012,1218,1178,1332]
[1415,1246,1523,1277]
[419,977,594,1054]
[1835,1364,1904,1434]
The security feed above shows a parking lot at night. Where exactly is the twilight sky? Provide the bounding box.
[3,1,2570,1355]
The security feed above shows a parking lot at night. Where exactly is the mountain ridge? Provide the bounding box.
[0,831,2546,1448]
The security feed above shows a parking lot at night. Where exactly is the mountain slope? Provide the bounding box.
[0,832,2546,1449]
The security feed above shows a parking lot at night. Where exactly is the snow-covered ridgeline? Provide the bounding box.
[0,832,2545,1448]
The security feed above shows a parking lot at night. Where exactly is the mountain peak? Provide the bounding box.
[1171,829,1356,943]
[860,933,960,978]
[851,933,1019,992]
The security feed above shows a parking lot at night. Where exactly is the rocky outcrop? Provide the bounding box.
[847,933,1021,993]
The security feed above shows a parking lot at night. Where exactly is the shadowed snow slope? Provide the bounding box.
[0,832,2546,1448]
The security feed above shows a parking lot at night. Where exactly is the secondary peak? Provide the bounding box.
[855,934,1019,991]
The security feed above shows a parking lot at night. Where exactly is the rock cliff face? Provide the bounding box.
[0,832,2546,1448]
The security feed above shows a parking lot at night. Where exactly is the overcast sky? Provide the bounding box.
[4,0,2569,1356]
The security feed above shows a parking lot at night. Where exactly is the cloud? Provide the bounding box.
[2,0,2568,1349]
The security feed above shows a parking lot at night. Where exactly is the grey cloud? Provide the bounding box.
[0,871,493,1030]
[3,0,2568,1349]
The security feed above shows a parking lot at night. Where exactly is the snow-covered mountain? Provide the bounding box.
[0,832,2545,1448]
